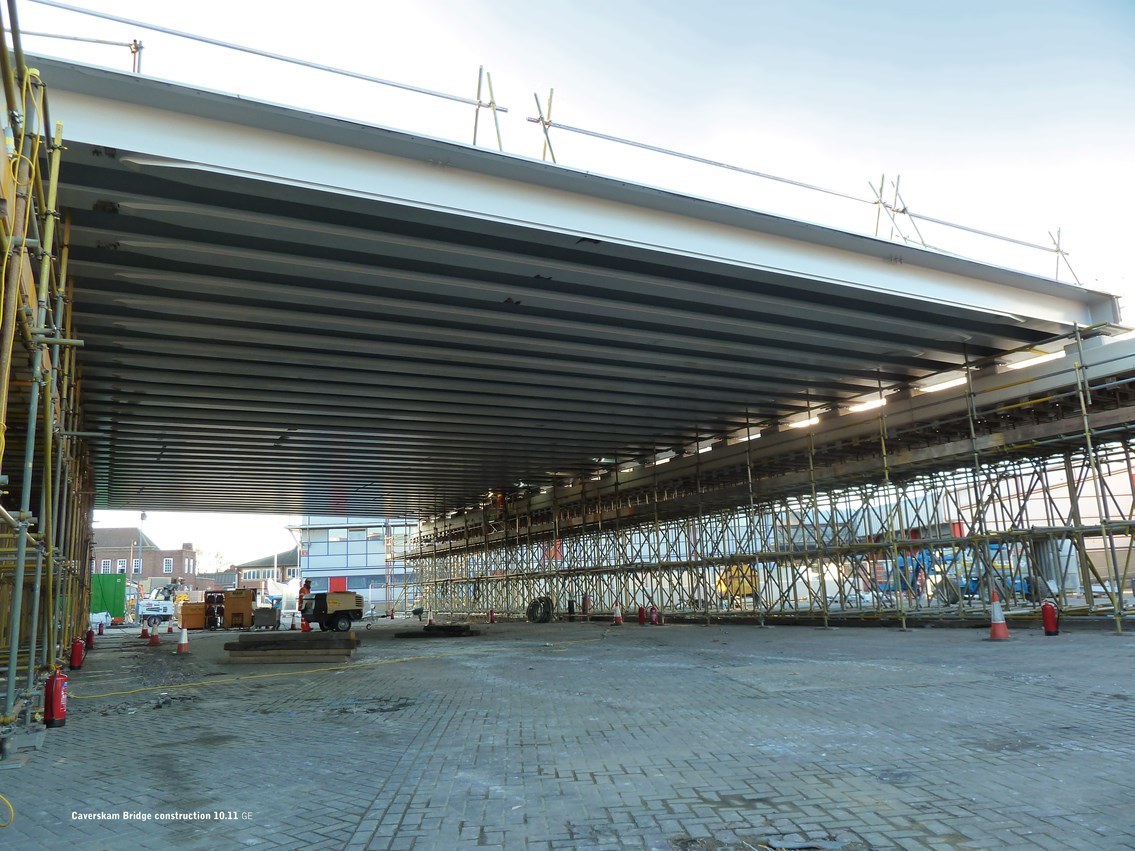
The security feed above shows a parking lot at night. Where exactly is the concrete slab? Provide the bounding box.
[3,621,1134,850]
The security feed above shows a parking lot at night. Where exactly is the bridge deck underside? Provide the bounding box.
[32,55,1119,518]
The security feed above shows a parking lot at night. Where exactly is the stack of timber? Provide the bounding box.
[395,623,480,639]
[222,631,360,663]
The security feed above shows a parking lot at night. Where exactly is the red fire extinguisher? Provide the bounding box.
[85,627,95,651]
[1042,599,1060,636]
[69,637,85,670]
[44,666,68,728]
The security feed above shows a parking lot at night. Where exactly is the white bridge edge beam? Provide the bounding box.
[37,56,1121,332]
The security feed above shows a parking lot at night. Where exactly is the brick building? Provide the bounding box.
[90,527,198,592]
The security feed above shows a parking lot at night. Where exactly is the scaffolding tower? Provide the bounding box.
[0,13,93,759]
[410,329,1135,634]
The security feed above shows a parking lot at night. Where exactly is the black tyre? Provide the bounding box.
[334,614,352,632]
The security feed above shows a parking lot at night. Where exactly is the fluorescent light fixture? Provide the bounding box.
[1006,351,1064,370]
[652,457,671,465]
[918,377,967,393]
[848,398,886,413]
[788,416,820,429]
[698,445,713,454]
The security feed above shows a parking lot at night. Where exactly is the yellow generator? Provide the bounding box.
[716,564,760,603]
[302,592,364,632]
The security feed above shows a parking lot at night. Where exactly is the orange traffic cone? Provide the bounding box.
[427,609,435,626]
[167,622,174,634]
[148,627,161,647]
[613,600,623,625]
[176,628,190,654]
[300,616,311,633]
[988,589,1011,641]
[140,622,150,639]
[290,613,297,630]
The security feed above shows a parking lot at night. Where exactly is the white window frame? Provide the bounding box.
[162,557,174,574]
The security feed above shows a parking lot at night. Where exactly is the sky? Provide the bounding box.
[16,0,1135,565]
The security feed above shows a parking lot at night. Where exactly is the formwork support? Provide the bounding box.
[412,332,1135,630]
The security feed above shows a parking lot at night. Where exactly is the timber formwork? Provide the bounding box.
[0,20,94,759]
[410,330,1135,633]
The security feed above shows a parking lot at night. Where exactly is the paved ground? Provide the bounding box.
[1,616,1133,851]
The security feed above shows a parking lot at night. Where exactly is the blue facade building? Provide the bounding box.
[292,515,419,608]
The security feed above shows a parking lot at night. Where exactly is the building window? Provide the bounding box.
[116,558,127,571]
[132,558,142,572]
[162,558,174,574]
[187,558,195,574]
[100,559,111,572]
[286,567,299,579]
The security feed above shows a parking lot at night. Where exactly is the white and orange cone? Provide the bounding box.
[988,589,1011,641]
[427,609,435,626]
[176,628,190,654]
[167,622,174,634]
[140,622,150,640]
[148,627,161,647]
[612,600,623,625]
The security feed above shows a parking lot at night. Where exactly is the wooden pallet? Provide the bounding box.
[222,632,360,663]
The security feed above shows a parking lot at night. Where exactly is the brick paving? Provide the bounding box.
[1,618,1133,850]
